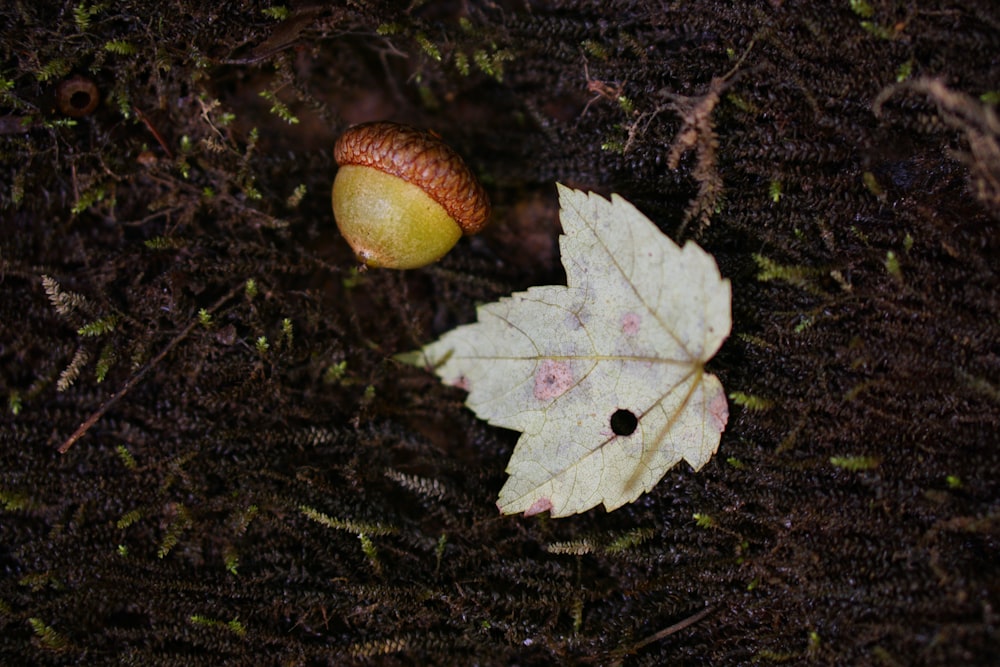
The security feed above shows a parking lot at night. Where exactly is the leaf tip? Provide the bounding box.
[393,346,453,372]
[392,350,424,367]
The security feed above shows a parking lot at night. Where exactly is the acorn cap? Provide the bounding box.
[334,121,490,235]
[56,74,99,118]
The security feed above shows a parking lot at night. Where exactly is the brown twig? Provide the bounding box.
[599,605,716,665]
[57,284,241,454]
[133,105,174,159]
[627,605,716,653]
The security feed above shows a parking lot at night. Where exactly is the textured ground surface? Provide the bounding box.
[1,2,998,664]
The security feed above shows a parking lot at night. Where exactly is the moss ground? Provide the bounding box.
[1,2,998,664]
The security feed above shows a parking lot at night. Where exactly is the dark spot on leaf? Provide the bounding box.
[610,409,638,436]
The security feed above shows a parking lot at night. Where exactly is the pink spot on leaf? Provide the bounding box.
[524,497,553,517]
[533,359,573,401]
[709,389,729,433]
[451,375,470,391]
[622,312,641,336]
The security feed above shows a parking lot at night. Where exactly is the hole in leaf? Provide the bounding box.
[610,409,638,436]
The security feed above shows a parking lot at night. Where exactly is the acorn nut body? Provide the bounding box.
[332,121,490,269]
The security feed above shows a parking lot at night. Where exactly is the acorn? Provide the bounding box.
[332,121,490,269]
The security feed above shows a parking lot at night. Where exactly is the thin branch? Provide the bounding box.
[133,105,174,159]
[601,605,716,665]
[57,284,241,454]
[628,605,716,653]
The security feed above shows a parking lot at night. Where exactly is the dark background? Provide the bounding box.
[1,1,997,664]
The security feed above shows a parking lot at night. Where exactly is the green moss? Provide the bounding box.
[729,391,774,412]
[28,618,68,651]
[830,455,881,471]
[299,506,397,536]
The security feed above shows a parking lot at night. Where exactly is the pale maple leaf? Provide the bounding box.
[401,185,731,517]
